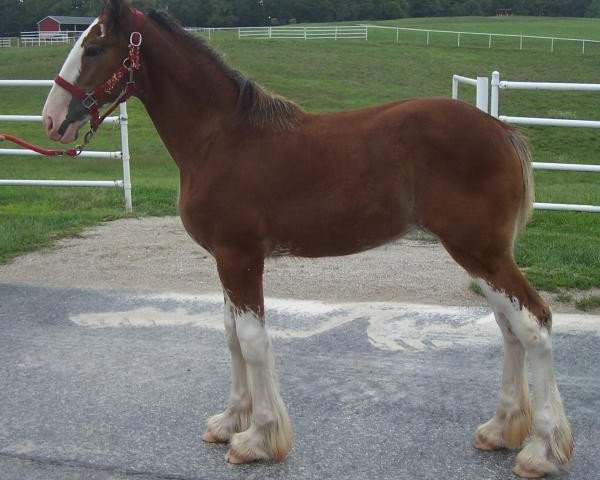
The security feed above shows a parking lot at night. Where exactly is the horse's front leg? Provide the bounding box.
[211,246,293,463]
[202,296,252,443]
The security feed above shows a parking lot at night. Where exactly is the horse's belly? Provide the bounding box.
[270,195,414,258]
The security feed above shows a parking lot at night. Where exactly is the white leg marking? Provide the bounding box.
[227,308,292,463]
[477,279,573,477]
[202,296,251,443]
[474,309,531,450]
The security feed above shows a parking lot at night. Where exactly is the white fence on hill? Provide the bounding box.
[238,26,368,40]
[452,71,599,213]
[365,24,600,54]
[0,79,133,212]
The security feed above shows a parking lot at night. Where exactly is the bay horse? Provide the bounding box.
[42,1,573,477]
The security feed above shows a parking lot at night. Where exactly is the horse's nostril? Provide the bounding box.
[44,115,54,133]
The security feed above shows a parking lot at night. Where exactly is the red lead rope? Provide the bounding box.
[0,133,79,156]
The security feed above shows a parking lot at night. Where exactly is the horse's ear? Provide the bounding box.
[102,0,132,32]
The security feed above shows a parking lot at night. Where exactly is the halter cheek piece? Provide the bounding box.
[54,9,144,148]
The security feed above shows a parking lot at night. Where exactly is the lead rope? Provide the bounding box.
[0,133,80,157]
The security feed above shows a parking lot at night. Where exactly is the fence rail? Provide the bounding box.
[452,72,599,213]
[0,79,132,212]
[238,26,368,40]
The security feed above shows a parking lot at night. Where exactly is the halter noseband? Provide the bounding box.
[54,9,144,142]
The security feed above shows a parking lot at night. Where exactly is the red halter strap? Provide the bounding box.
[54,9,144,133]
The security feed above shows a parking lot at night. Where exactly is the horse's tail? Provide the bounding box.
[507,128,534,231]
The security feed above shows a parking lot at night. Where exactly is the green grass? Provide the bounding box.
[0,16,598,292]
[575,295,600,311]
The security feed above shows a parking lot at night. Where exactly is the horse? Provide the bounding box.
[41,1,573,477]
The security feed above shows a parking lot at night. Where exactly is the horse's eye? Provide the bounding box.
[84,46,103,58]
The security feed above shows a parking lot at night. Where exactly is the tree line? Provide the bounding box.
[3,0,600,35]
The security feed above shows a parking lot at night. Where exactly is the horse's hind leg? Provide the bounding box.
[444,244,573,478]
[202,296,252,443]
[473,308,531,452]
[477,276,573,478]
[212,246,292,464]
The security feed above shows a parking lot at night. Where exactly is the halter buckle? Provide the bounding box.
[82,94,98,110]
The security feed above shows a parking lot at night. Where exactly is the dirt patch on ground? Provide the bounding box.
[0,216,590,313]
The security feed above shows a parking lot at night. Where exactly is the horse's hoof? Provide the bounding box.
[202,429,225,443]
[225,447,254,464]
[512,463,552,479]
[474,434,500,451]
[473,420,504,451]
[513,443,560,479]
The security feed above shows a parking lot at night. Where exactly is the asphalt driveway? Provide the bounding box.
[1,283,598,479]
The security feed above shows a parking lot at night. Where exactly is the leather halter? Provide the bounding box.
[54,10,144,139]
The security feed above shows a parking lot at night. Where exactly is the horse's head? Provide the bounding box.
[43,0,140,144]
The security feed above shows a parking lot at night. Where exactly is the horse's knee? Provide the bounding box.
[235,311,270,365]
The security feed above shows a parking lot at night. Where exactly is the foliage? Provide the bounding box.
[3,0,600,33]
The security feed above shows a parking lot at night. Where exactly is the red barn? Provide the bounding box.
[37,16,95,35]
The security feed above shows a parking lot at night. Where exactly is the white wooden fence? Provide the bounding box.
[19,31,71,46]
[452,75,489,112]
[0,38,12,48]
[0,79,132,212]
[452,71,599,213]
[366,24,600,54]
[238,26,368,40]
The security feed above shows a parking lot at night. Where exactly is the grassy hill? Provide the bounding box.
[0,16,598,296]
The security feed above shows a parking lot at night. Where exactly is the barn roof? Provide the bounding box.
[37,16,96,25]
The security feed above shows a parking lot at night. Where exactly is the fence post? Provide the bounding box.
[490,71,500,118]
[476,77,489,113]
[396,28,399,44]
[119,103,133,213]
[451,75,459,100]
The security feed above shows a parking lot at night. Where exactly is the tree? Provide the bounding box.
[409,0,443,17]
[378,0,410,19]
[585,0,600,16]
[2,0,600,34]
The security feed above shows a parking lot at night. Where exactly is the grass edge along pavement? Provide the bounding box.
[0,16,598,306]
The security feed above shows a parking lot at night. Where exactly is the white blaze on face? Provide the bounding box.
[42,19,99,142]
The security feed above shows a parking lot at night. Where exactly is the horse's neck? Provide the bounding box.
[135,25,238,168]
